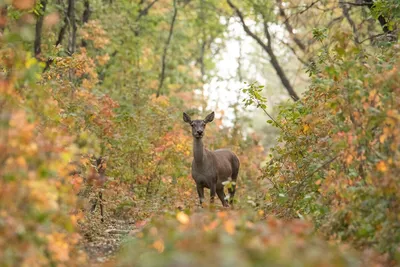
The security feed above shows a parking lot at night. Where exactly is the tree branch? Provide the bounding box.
[133,0,160,36]
[227,0,299,101]
[276,0,306,52]
[280,39,307,66]
[341,3,360,44]
[136,0,160,21]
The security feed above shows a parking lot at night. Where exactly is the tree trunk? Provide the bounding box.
[67,0,76,54]
[156,0,178,98]
[34,0,48,58]
[81,0,91,47]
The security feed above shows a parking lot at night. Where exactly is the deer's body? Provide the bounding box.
[183,112,240,207]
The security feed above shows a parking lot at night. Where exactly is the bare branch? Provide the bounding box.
[227,0,299,101]
[280,40,307,66]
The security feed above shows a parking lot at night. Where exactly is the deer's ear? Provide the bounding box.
[183,112,192,124]
[204,111,215,123]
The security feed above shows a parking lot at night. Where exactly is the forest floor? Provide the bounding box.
[78,174,388,266]
[80,178,250,265]
[81,216,134,265]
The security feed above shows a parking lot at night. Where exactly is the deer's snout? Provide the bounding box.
[197,130,203,135]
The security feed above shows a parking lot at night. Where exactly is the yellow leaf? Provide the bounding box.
[303,124,310,133]
[368,89,377,101]
[376,161,388,172]
[176,212,190,225]
[25,56,37,68]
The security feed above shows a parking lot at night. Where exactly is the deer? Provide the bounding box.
[183,111,240,207]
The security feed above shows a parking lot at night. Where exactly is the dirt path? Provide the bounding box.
[81,217,135,264]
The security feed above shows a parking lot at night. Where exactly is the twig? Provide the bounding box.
[359,32,395,44]
[339,1,370,6]
[255,99,284,132]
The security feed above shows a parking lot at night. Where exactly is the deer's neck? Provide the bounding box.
[193,138,205,165]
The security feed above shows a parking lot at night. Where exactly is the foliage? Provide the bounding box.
[118,210,361,267]
[1,0,400,265]
[0,33,87,267]
[256,31,400,262]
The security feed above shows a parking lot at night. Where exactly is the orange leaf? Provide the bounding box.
[152,239,164,253]
[224,219,235,235]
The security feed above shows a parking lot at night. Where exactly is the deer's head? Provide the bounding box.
[183,111,215,139]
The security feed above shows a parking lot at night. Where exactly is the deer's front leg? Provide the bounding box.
[210,183,216,204]
[196,183,205,206]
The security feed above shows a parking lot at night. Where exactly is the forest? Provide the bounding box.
[0,0,399,266]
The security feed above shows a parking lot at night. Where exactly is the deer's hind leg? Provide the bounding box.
[228,169,239,205]
[216,185,229,207]
[229,155,240,205]
[210,183,216,204]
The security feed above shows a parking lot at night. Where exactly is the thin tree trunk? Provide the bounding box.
[34,0,48,58]
[67,0,76,54]
[156,0,178,98]
[81,0,91,47]
[56,0,72,47]
[44,0,75,71]
[0,6,8,34]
